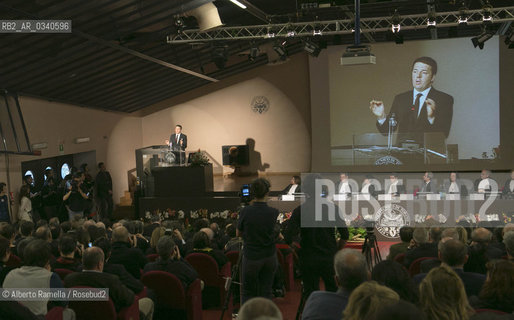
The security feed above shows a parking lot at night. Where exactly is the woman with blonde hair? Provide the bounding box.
[342,281,400,320]
[419,264,474,320]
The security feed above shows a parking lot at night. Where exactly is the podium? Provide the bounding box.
[151,164,213,197]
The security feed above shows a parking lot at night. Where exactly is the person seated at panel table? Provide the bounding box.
[336,173,352,195]
[474,169,497,193]
[444,172,469,196]
[502,169,514,198]
[281,175,301,195]
[360,175,378,197]
[386,173,405,196]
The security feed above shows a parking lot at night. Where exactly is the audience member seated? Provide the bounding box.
[387,226,413,260]
[302,249,368,320]
[147,225,165,255]
[465,228,503,274]
[420,228,461,272]
[109,226,147,279]
[414,239,485,298]
[143,215,161,238]
[281,175,301,195]
[51,235,82,272]
[504,231,514,261]
[0,236,13,284]
[419,265,475,320]
[238,297,283,320]
[371,260,418,303]
[65,246,154,320]
[93,237,144,295]
[469,260,514,314]
[403,227,438,268]
[191,231,228,270]
[2,239,72,319]
[342,281,400,320]
[143,235,198,291]
[374,299,426,320]
[223,223,243,252]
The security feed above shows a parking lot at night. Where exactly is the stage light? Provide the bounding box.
[273,41,287,61]
[312,23,322,36]
[211,45,228,69]
[265,26,275,38]
[458,6,469,25]
[303,39,321,57]
[427,11,437,29]
[286,24,296,37]
[248,45,260,61]
[229,0,247,9]
[482,3,493,25]
[391,10,401,33]
[471,31,493,50]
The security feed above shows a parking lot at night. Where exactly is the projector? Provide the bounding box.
[340,45,376,66]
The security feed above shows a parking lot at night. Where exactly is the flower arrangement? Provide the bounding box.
[189,149,210,167]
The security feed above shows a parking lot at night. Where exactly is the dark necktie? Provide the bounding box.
[414,93,423,118]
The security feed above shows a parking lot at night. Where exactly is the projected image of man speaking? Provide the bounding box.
[369,56,454,142]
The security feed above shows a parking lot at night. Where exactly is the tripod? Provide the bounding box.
[220,243,243,320]
[361,228,382,270]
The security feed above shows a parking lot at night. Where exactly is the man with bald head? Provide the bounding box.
[413,239,485,297]
[109,226,147,279]
[464,227,503,274]
[301,249,368,320]
[65,247,154,319]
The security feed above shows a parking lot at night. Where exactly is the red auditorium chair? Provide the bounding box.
[409,257,437,277]
[276,247,295,291]
[225,251,240,269]
[54,268,74,281]
[45,306,64,320]
[68,286,139,320]
[146,253,159,262]
[5,253,21,268]
[393,253,406,265]
[141,270,202,320]
[186,253,232,311]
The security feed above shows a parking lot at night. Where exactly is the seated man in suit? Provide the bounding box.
[109,226,147,279]
[65,246,154,320]
[413,239,485,298]
[143,235,198,290]
[502,169,514,198]
[281,175,301,195]
[464,227,503,274]
[336,173,352,195]
[444,172,468,196]
[301,249,368,320]
[420,172,434,193]
[386,173,405,196]
[360,175,378,197]
[403,228,438,268]
[474,169,497,193]
[51,235,82,272]
[387,226,413,261]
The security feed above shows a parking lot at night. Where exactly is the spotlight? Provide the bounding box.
[303,39,321,57]
[427,11,437,29]
[272,41,287,61]
[312,24,322,36]
[248,45,260,61]
[391,10,401,33]
[211,45,228,69]
[458,7,468,25]
[471,31,493,50]
[482,3,493,24]
[265,26,275,38]
[286,24,296,37]
[174,16,186,34]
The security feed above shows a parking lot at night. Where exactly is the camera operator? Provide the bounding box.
[62,171,89,221]
[237,178,279,304]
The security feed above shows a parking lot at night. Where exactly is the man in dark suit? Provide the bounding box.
[370,56,453,142]
[165,124,187,164]
[403,227,438,268]
[109,226,147,279]
[502,170,514,198]
[420,172,434,193]
[301,249,368,320]
[413,239,485,298]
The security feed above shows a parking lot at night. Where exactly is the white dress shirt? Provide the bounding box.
[339,182,351,194]
[287,184,298,195]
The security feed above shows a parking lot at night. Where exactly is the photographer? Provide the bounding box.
[62,171,89,221]
[237,178,279,304]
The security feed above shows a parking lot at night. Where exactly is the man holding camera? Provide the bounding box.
[62,171,89,221]
[143,235,198,290]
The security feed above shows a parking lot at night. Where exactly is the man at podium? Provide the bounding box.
[165,124,187,164]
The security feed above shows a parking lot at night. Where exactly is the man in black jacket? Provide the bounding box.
[403,227,438,268]
[95,162,113,220]
[65,247,153,319]
[284,174,349,300]
[109,226,147,279]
